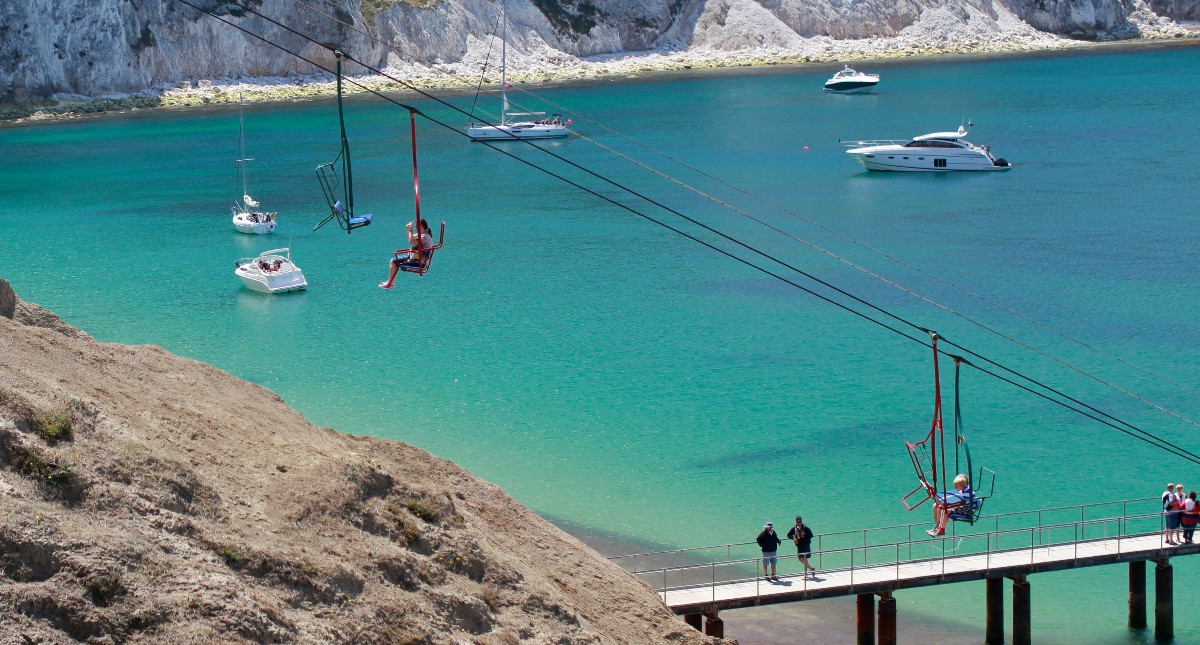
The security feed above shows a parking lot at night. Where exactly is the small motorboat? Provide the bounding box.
[843,125,1011,172]
[823,66,880,93]
[234,248,307,294]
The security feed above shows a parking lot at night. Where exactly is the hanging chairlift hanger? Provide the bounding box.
[314,50,373,233]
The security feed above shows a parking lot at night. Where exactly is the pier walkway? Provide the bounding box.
[609,498,1195,643]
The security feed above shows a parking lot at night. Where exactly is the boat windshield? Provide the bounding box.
[905,139,963,148]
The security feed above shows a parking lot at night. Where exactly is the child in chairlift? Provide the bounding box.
[927,473,974,537]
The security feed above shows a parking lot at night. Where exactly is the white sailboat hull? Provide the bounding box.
[232,210,277,234]
[467,123,568,140]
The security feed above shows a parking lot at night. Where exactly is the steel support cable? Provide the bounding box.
[558,113,1200,433]
[272,0,550,130]
[936,334,1200,464]
[955,355,1200,465]
[211,1,950,341]
[178,0,1200,466]
[173,0,928,349]
[272,0,1200,425]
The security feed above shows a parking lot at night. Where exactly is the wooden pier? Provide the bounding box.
[610,498,1192,642]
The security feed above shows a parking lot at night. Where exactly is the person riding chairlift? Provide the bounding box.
[927,473,974,537]
[379,218,433,290]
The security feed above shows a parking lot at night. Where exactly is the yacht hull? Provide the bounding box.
[845,147,1010,172]
[467,124,568,140]
[232,211,276,235]
[236,269,307,293]
[824,81,878,93]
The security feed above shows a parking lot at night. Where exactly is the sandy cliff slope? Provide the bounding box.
[0,277,729,644]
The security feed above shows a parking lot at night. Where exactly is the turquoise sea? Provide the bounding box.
[3,43,1200,642]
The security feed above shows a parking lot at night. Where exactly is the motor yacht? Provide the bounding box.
[235,248,307,294]
[843,126,1010,172]
[823,66,880,93]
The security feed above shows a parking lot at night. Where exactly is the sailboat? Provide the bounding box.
[466,0,568,141]
[231,99,277,234]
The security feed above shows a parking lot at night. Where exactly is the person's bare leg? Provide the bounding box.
[380,260,400,289]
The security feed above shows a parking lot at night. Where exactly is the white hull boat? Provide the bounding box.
[466,0,568,141]
[235,248,307,294]
[844,126,1010,172]
[467,119,568,140]
[231,99,277,234]
[232,202,276,234]
[824,66,880,93]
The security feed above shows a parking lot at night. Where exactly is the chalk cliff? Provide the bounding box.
[0,0,1193,104]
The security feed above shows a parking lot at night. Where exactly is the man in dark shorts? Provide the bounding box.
[786,515,816,578]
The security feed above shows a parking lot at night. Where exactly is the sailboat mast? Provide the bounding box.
[238,96,249,202]
[500,0,509,125]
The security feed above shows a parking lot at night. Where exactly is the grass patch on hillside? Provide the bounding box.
[31,412,72,444]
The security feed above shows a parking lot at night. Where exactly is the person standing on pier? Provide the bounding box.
[1163,482,1176,545]
[787,516,816,578]
[757,522,782,582]
[1182,491,1198,544]
[1173,483,1187,544]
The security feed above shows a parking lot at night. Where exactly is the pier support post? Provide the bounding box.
[857,593,875,645]
[1129,560,1147,630]
[703,612,724,638]
[1012,575,1031,645]
[877,591,897,645]
[1156,558,1173,641]
[683,613,702,631]
[985,577,1004,645]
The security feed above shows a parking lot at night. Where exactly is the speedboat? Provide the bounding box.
[234,248,307,294]
[823,66,880,93]
[843,126,1011,172]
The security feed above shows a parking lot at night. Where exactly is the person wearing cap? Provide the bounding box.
[756,522,782,581]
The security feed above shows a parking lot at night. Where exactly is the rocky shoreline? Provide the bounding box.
[4,28,1198,124]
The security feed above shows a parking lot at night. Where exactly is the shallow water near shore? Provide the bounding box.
[4,46,1200,642]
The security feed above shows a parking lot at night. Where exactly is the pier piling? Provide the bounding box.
[1129,560,1147,630]
[856,593,875,645]
[703,612,724,637]
[985,577,1004,644]
[1155,558,1173,640]
[877,591,896,645]
[1012,575,1031,645]
[683,613,702,630]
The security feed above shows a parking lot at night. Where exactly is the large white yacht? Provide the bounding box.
[234,248,307,294]
[823,66,880,93]
[843,126,1010,172]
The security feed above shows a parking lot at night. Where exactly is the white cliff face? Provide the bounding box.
[0,0,1193,104]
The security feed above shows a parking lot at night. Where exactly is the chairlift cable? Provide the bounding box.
[272,0,1200,428]
[176,0,1200,467]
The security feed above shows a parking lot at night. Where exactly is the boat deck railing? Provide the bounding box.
[841,139,907,148]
